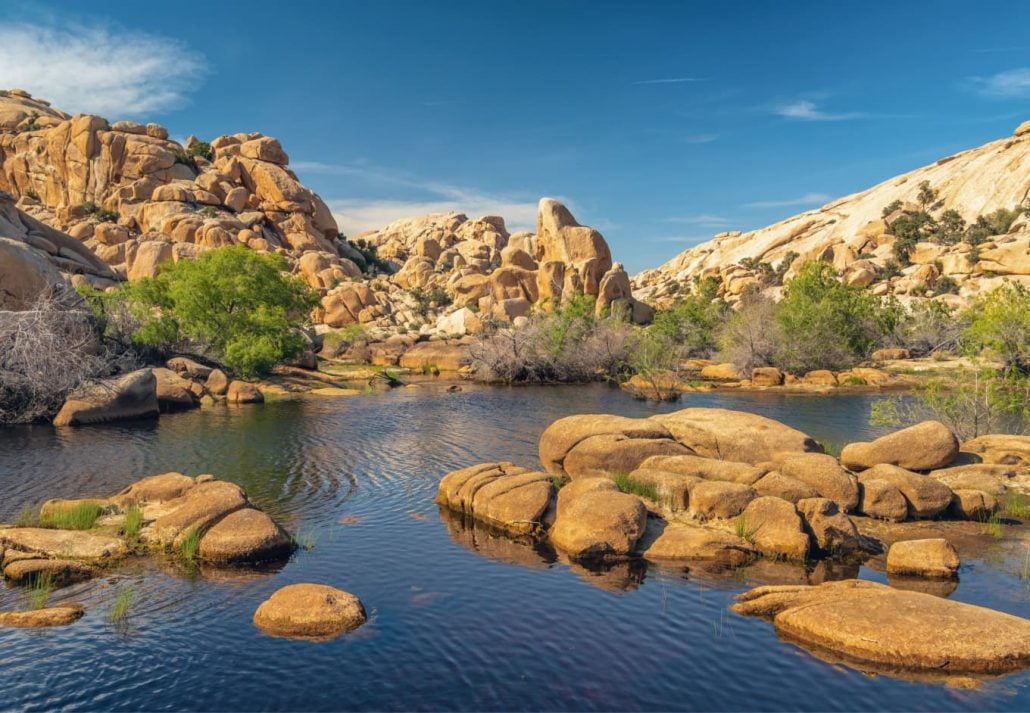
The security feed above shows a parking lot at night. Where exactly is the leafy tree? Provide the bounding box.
[936,209,966,244]
[186,141,214,161]
[772,261,883,373]
[650,277,729,357]
[961,283,1030,375]
[98,246,319,377]
[916,180,940,212]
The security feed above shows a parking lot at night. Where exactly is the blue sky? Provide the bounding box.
[1,0,1028,272]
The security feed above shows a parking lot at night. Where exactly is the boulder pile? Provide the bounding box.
[438,408,1017,572]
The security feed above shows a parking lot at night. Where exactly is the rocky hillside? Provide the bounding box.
[635,121,1030,308]
[0,89,649,332]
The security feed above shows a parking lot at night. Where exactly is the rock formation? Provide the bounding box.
[635,121,1030,308]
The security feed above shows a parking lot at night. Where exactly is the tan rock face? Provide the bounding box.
[2,558,95,585]
[144,480,248,547]
[52,369,159,427]
[689,481,757,520]
[0,604,84,628]
[641,454,765,485]
[886,538,960,578]
[841,421,959,472]
[795,497,861,556]
[535,198,612,295]
[198,508,292,564]
[740,497,810,561]
[641,523,756,565]
[857,478,909,521]
[226,381,264,404]
[733,580,1030,675]
[857,464,955,519]
[776,453,860,512]
[649,408,822,464]
[549,478,647,559]
[398,341,471,372]
[437,462,555,535]
[753,472,820,503]
[634,122,1030,308]
[0,527,128,561]
[961,434,1030,466]
[562,434,690,480]
[538,414,674,475]
[253,583,366,640]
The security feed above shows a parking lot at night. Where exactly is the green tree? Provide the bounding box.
[961,283,1030,375]
[650,277,729,357]
[772,261,883,373]
[103,246,319,377]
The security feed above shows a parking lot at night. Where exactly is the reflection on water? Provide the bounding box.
[0,384,1027,711]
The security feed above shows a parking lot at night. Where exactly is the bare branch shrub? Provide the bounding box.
[0,287,119,423]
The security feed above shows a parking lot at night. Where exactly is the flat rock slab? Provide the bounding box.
[0,528,128,561]
[2,558,96,585]
[733,580,1030,675]
[0,604,84,628]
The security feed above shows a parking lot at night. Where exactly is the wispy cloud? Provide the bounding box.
[300,161,547,236]
[969,67,1030,97]
[742,192,831,209]
[663,214,734,228]
[774,99,863,122]
[682,132,721,144]
[648,235,718,244]
[634,77,709,85]
[0,21,206,116]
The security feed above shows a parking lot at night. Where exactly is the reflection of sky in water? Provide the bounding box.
[0,385,1026,711]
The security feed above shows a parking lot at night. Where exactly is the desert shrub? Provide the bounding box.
[623,330,680,399]
[717,289,780,372]
[345,237,391,275]
[961,283,1030,375]
[89,246,319,377]
[186,141,213,161]
[172,152,197,170]
[894,300,964,356]
[771,261,883,373]
[469,294,632,383]
[650,278,728,357]
[871,369,1028,440]
[409,287,451,317]
[0,287,114,424]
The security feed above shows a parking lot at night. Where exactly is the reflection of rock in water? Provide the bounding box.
[561,553,647,594]
[887,574,959,598]
[438,506,555,570]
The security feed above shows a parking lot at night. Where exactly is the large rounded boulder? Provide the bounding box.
[253,583,366,640]
[548,478,647,559]
[538,415,675,476]
[841,421,958,472]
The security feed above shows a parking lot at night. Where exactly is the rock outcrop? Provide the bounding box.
[733,580,1030,675]
[635,121,1030,308]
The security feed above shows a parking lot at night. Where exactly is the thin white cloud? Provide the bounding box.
[330,197,539,237]
[970,67,1030,97]
[648,235,717,243]
[0,21,206,116]
[743,192,831,209]
[683,132,720,144]
[774,99,864,121]
[663,214,734,228]
[634,77,709,85]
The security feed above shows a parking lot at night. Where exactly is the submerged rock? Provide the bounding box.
[732,580,1030,674]
[841,421,959,472]
[0,604,84,628]
[886,538,960,579]
[253,583,366,640]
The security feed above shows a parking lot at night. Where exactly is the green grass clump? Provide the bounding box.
[612,472,660,502]
[108,586,134,623]
[819,440,845,458]
[39,502,104,530]
[981,512,1003,539]
[734,514,756,543]
[1002,494,1030,520]
[291,529,317,551]
[121,504,144,543]
[551,476,567,491]
[27,573,54,610]
[179,527,201,562]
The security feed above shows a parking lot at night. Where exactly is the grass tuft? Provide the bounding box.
[121,504,144,544]
[612,472,660,502]
[1002,494,1030,520]
[291,529,317,551]
[734,514,757,543]
[13,505,39,528]
[980,512,1003,539]
[108,586,133,623]
[179,527,201,562]
[551,476,567,491]
[39,502,104,530]
[27,573,54,610]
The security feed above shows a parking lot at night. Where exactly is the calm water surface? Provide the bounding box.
[0,384,1027,711]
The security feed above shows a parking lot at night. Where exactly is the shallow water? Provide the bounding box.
[0,384,1027,711]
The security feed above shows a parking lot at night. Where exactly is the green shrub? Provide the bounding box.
[173,152,198,170]
[651,277,728,357]
[771,262,883,374]
[90,246,319,377]
[961,283,1030,374]
[186,141,214,161]
[409,287,451,317]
